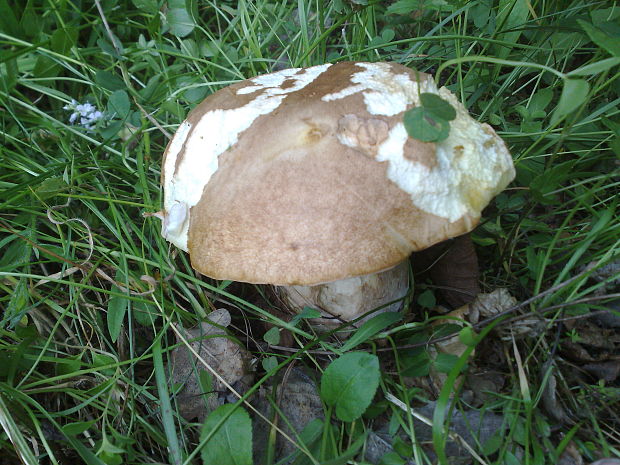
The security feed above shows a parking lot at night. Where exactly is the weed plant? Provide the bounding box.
[0,1,619,464]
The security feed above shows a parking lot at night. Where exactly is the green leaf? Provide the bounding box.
[33,27,77,77]
[97,34,124,59]
[263,327,280,345]
[610,137,620,156]
[321,431,368,465]
[0,234,31,270]
[1,56,17,92]
[340,312,402,352]
[95,70,126,91]
[528,87,553,115]
[471,2,491,29]
[100,120,124,140]
[35,177,69,199]
[61,419,98,436]
[482,429,503,455]
[199,370,213,395]
[97,435,125,465]
[201,404,252,465]
[420,93,456,121]
[55,355,82,376]
[401,347,431,377]
[107,90,130,120]
[107,293,128,342]
[495,0,529,59]
[386,0,449,14]
[380,451,407,465]
[578,19,620,57]
[132,0,160,13]
[550,79,590,126]
[290,306,322,326]
[261,356,278,372]
[458,326,477,347]
[385,0,418,15]
[166,3,195,38]
[132,300,159,326]
[403,107,450,142]
[416,289,436,309]
[568,57,620,76]
[504,451,522,465]
[432,352,461,373]
[0,0,20,36]
[320,352,380,422]
[5,278,30,328]
[92,353,117,376]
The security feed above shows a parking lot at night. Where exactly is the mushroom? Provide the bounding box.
[159,62,515,328]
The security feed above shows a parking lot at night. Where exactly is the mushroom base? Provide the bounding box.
[277,261,409,329]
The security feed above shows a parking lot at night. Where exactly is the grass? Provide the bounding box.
[1,0,619,464]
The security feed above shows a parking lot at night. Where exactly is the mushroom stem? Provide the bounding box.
[277,260,409,329]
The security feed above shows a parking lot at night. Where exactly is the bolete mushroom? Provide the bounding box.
[158,62,515,327]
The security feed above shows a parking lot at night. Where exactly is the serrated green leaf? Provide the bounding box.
[550,79,590,126]
[340,312,402,352]
[201,404,252,465]
[320,352,380,422]
[403,107,450,142]
[107,90,130,119]
[420,92,456,121]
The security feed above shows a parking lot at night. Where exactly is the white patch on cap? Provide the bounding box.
[376,87,515,222]
[163,121,192,188]
[322,62,437,116]
[237,67,302,94]
[162,64,332,250]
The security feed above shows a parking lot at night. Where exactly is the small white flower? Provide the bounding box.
[63,99,104,130]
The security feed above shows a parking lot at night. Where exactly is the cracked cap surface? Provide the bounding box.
[161,61,515,285]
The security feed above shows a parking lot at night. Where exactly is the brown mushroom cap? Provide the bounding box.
[161,61,514,286]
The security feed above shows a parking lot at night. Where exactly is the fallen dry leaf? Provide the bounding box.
[169,309,253,421]
[582,360,620,383]
[558,440,584,465]
[253,368,324,462]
